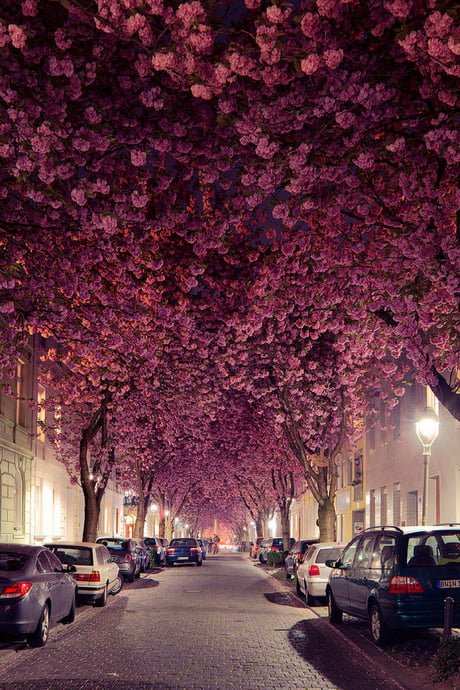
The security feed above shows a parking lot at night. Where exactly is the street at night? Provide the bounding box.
[0,553,419,690]
[0,0,459,688]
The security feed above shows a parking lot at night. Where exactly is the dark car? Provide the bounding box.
[326,525,460,645]
[134,540,151,572]
[285,539,319,580]
[259,537,295,564]
[95,538,141,582]
[143,537,166,567]
[0,544,76,647]
[166,538,203,567]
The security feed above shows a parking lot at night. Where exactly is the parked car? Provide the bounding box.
[197,539,207,560]
[134,540,151,572]
[166,538,203,567]
[0,544,76,647]
[326,525,460,645]
[249,537,265,560]
[296,542,345,604]
[259,538,295,564]
[143,537,166,567]
[46,541,123,606]
[95,538,141,582]
[285,539,319,580]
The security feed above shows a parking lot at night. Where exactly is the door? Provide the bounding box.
[348,535,376,615]
[331,538,359,611]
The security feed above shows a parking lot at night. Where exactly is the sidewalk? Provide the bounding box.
[256,559,460,690]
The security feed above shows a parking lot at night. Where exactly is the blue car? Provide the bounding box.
[326,525,460,645]
[166,538,203,567]
[0,544,76,647]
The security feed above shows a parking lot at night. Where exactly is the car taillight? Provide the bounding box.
[389,576,424,594]
[76,571,101,583]
[298,555,305,563]
[190,548,199,553]
[167,548,176,554]
[0,581,33,598]
[308,565,320,577]
[123,554,132,563]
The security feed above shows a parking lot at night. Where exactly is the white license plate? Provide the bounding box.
[438,580,460,589]
[177,556,188,561]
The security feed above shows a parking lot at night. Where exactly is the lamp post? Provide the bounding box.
[416,407,439,526]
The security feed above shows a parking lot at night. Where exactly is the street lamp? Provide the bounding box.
[416,407,440,526]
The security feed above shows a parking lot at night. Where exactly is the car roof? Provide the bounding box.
[363,525,460,536]
[45,541,100,548]
[0,543,42,554]
[309,542,345,549]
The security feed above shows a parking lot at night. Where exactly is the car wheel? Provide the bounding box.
[196,559,203,567]
[166,562,173,567]
[111,575,123,595]
[328,591,343,624]
[95,585,108,607]
[27,604,50,648]
[369,604,390,646]
[62,592,76,624]
[285,569,291,580]
[135,566,141,579]
[126,569,135,583]
[295,577,303,597]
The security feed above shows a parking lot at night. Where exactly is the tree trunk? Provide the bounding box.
[81,434,99,542]
[256,517,263,539]
[317,498,336,542]
[133,500,146,539]
[280,506,291,552]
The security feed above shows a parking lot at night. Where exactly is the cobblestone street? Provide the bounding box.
[0,553,413,690]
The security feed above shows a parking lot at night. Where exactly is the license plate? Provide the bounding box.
[438,580,460,589]
[177,556,188,561]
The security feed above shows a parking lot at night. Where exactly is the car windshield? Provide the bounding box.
[316,548,343,564]
[143,539,158,547]
[0,551,28,571]
[99,539,128,550]
[49,546,93,566]
[406,532,460,567]
[170,539,196,547]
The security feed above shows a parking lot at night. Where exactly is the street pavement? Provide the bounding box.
[0,553,414,690]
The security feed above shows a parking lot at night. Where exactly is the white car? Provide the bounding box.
[296,542,345,605]
[46,541,123,607]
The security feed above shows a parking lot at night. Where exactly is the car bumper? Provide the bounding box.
[0,600,39,635]
[381,598,460,630]
[307,580,329,598]
[76,584,107,600]
[166,556,200,565]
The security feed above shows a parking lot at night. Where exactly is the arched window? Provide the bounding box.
[14,470,24,534]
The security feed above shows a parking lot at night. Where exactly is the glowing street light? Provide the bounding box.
[416,407,440,526]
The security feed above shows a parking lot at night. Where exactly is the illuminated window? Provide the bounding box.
[14,470,24,534]
[426,387,439,416]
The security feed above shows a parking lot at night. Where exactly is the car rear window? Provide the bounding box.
[51,546,93,566]
[99,539,129,550]
[315,547,343,564]
[0,551,28,571]
[170,539,197,547]
[144,539,158,547]
[406,532,460,567]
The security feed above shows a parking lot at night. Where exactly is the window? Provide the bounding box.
[16,361,28,428]
[426,387,440,416]
[355,535,375,569]
[47,551,64,572]
[340,539,359,568]
[392,403,401,440]
[406,490,418,526]
[369,425,376,452]
[393,483,401,525]
[369,489,376,527]
[37,384,46,442]
[371,535,396,571]
[14,470,24,534]
[37,551,53,573]
[380,487,388,525]
[380,400,386,446]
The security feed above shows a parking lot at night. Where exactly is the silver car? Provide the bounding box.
[0,544,76,647]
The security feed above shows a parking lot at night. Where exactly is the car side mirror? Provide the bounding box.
[66,564,77,573]
[325,559,338,568]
